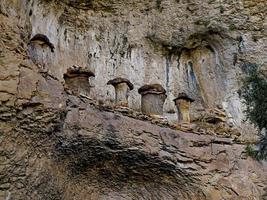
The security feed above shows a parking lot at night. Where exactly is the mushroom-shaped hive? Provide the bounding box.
[107,78,134,90]
[30,34,55,52]
[138,84,166,95]
[63,66,95,97]
[30,34,51,43]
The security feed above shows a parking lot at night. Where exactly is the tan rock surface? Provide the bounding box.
[0,0,267,199]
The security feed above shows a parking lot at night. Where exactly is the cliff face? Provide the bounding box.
[1,0,267,124]
[1,96,267,200]
[0,0,267,199]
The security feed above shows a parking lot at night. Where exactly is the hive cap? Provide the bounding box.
[173,92,195,102]
[138,84,166,95]
[107,77,134,90]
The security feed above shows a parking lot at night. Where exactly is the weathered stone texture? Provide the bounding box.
[0,0,265,123]
[0,96,266,199]
[0,0,267,199]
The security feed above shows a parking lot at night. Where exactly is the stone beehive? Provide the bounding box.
[173,93,195,124]
[64,66,95,97]
[107,77,134,107]
[138,84,167,117]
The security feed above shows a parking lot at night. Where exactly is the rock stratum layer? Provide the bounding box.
[0,0,267,199]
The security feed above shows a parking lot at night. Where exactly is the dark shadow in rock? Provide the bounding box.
[53,135,205,198]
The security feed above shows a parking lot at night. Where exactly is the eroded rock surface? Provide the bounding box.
[0,0,267,199]
[0,94,266,199]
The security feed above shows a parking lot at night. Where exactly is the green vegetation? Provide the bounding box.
[229,23,236,31]
[156,0,162,10]
[219,5,224,13]
[245,145,258,158]
[95,34,102,42]
[239,63,267,160]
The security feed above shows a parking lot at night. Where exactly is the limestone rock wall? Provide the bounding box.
[1,0,266,128]
[0,0,267,199]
